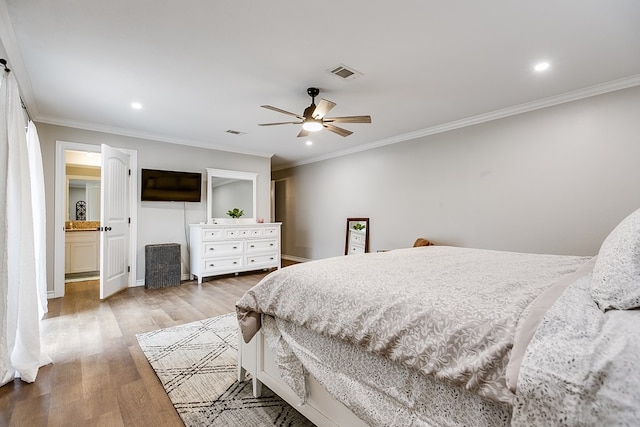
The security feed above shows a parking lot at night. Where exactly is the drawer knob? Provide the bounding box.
[251,259,255,263]
[209,264,215,267]
[233,246,238,249]
[233,261,237,265]
[270,257,274,260]
[209,248,214,251]
[250,245,255,248]
[269,243,274,247]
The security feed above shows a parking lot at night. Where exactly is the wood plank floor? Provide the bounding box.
[0,266,289,427]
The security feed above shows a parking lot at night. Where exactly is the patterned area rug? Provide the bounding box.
[136,313,314,426]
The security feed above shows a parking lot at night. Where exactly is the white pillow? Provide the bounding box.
[591,208,640,311]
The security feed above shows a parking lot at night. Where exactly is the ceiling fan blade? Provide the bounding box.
[258,121,302,126]
[324,124,353,137]
[261,105,303,120]
[323,115,372,124]
[312,99,336,119]
[297,128,310,138]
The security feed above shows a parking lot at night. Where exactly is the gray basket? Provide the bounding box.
[145,243,181,289]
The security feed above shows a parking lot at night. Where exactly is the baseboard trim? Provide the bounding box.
[282,255,311,263]
[133,275,190,287]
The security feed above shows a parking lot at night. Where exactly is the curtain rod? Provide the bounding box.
[1,58,33,122]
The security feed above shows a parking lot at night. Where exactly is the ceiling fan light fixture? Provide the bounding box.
[302,119,323,132]
[259,86,371,137]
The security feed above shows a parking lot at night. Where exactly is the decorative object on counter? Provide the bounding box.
[227,208,244,223]
[227,208,244,218]
[257,218,264,223]
[75,200,86,221]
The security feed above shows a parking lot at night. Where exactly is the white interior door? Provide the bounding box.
[100,144,130,299]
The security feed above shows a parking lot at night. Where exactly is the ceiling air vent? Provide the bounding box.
[226,130,246,135]
[328,64,363,81]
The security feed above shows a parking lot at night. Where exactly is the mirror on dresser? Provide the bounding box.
[345,218,369,255]
[206,168,257,223]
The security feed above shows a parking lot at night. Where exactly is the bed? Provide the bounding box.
[236,208,640,426]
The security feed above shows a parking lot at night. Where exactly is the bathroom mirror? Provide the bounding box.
[345,217,369,255]
[67,176,101,221]
[207,168,257,223]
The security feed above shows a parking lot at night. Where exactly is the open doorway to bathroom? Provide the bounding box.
[64,149,102,285]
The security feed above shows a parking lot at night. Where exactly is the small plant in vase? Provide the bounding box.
[227,208,244,223]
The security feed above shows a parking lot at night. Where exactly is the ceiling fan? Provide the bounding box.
[259,87,372,138]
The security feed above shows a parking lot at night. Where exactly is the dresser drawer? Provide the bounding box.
[349,244,365,254]
[246,239,278,252]
[203,241,242,256]
[237,228,252,238]
[246,253,278,268]
[202,257,243,273]
[202,229,224,241]
[262,227,279,237]
[350,233,364,245]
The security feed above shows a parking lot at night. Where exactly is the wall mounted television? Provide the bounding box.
[141,168,202,202]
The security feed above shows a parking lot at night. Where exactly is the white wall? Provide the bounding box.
[36,123,272,291]
[273,86,640,259]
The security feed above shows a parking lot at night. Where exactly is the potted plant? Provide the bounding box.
[352,223,365,231]
[227,208,244,223]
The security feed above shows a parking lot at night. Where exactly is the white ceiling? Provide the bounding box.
[2,0,640,169]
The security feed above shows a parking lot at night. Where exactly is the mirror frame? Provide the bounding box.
[345,217,370,255]
[206,168,258,224]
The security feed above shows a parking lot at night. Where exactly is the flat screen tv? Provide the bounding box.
[141,169,202,202]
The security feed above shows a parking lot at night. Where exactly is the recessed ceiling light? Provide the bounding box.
[534,62,550,72]
[131,102,143,110]
[306,140,313,146]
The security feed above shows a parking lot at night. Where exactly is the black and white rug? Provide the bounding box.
[136,313,314,426]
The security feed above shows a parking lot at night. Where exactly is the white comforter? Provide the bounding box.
[237,246,589,404]
[512,257,640,426]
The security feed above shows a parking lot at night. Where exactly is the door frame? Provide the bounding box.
[53,140,138,298]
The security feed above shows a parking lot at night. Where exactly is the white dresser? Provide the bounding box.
[347,229,366,254]
[189,223,281,284]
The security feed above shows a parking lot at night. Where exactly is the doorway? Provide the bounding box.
[65,149,101,284]
[53,141,138,299]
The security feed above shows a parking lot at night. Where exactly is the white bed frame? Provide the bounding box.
[238,329,368,427]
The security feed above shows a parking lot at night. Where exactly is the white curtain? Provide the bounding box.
[0,71,50,386]
[27,121,48,319]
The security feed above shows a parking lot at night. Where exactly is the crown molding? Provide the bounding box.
[35,115,275,159]
[273,74,640,171]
